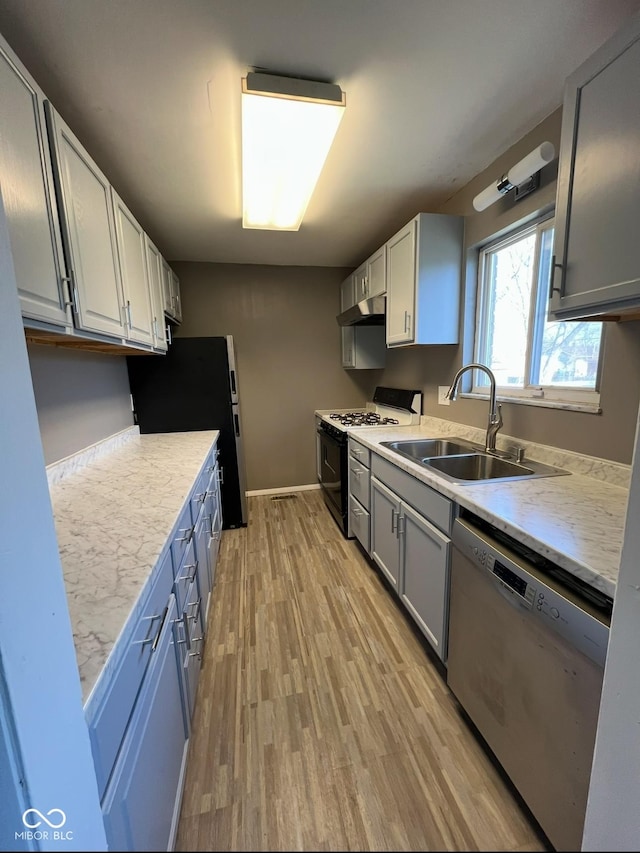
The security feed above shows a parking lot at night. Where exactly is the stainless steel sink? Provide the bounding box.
[381,437,478,460]
[380,437,569,484]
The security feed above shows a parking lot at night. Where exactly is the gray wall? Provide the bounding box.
[376,108,640,464]
[27,344,134,465]
[172,263,379,491]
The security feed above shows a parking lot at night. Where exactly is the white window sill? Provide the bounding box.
[460,391,602,415]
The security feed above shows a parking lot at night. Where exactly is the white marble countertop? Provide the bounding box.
[48,429,219,703]
[340,422,629,601]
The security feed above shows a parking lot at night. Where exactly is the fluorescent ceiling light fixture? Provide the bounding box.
[472,142,556,212]
[241,72,346,230]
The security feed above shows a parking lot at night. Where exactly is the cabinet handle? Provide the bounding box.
[350,468,361,477]
[549,254,563,300]
[177,525,194,543]
[126,300,132,329]
[218,467,224,484]
[397,514,406,537]
[188,636,204,659]
[391,508,397,533]
[178,560,198,583]
[166,323,172,345]
[188,596,202,625]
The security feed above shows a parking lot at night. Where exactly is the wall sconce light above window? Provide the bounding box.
[241,71,346,231]
[472,141,556,212]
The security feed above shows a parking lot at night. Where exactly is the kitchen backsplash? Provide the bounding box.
[420,415,631,490]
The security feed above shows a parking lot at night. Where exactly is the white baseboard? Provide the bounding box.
[246,483,321,497]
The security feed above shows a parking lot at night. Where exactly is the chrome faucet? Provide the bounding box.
[446,362,503,453]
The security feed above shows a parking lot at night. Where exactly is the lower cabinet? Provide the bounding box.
[370,458,452,662]
[86,436,223,851]
[102,595,189,852]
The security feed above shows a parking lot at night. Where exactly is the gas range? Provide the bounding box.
[316,387,422,536]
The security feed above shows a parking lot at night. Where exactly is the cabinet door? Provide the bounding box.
[144,237,168,351]
[102,595,188,852]
[161,258,173,315]
[353,263,368,302]
[170,270,182,323]
[341,326,355,367]
[370,476,402,591]
[349,455,370,509]
[45,103,125,338]
[0,43,68,326]
[193,509,212,617]
[340,274,355,310]
[112,191,154,346]
[399,501,450,662]
[367,246,386,297]
[386,219,416,344]
[551,20,640,319]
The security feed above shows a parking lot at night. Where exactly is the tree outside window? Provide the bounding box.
[474,218,602,405]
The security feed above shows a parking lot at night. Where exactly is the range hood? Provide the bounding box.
[336,294,386,326]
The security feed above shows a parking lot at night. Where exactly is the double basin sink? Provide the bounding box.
[380,437,569,484]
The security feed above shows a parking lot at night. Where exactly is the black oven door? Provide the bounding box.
[317,427,347,531]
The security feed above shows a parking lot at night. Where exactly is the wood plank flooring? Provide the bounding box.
[175,490,549,851]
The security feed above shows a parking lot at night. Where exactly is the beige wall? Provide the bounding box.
[376,108,640,464]
[172,263,380,490]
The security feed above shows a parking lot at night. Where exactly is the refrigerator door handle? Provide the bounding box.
[230,370,237,396]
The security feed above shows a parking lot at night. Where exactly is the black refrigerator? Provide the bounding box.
[126,335,248,528]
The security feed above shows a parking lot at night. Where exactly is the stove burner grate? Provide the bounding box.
[329,411,399,426]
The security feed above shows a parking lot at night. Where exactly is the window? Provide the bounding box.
[473,217,602,408]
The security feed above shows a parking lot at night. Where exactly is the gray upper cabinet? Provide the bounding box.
[550,14,640,320]
[386,213,463,347]
[340,274,354,310]
[366,246,386,298]
[170,270,182,323]
[45,103,126,339]
[0,38,69,327]
[112,191,154,346]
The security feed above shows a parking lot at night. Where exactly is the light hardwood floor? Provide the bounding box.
[175,490,549,852]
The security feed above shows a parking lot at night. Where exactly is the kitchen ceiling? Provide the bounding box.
[0,0,638,268]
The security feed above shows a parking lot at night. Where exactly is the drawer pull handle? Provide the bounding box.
[188,596,202,625]
[177,525,194,543]
[178,560,198,583]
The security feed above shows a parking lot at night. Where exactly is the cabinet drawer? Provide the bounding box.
[190,461,210,524]
[173,537,197,614]
[371,453,452,534]
[349,457,371,509]
[88,549,174,800]
[349,437,371,468]
[171,502,194,569]
[349,495,370,554]
[180,578,204,720]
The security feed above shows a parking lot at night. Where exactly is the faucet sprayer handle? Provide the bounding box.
[492,403,503,426]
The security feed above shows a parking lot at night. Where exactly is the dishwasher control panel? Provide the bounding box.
[453,517,610,668]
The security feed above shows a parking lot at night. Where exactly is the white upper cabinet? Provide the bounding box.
[352,262,368,304]
[144,237,168,351]
[112,191,154,346]
[366,245,386,298]
[0,38,69,327]
[385,213,463,347]
[161,258,181,324]
[550,14,640,320]
[45,103,126,339]
[170,270,182,323]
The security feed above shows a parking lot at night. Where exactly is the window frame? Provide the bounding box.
[471,214,603,410]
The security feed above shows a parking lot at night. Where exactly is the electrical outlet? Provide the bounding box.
[438,386,450,406]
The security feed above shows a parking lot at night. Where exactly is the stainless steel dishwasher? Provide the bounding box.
[447,512,612,852]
